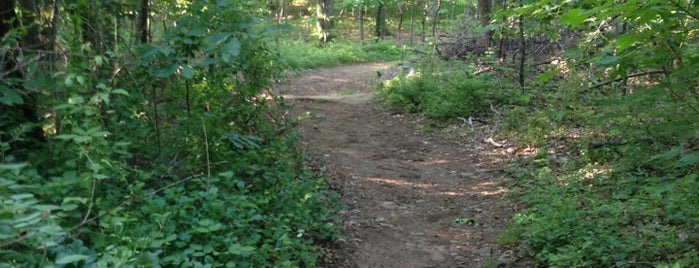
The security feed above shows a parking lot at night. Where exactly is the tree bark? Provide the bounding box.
[518,15,525,89]
[137,0,150,44]
[426,0,440,38]
[477,0,493,47]
[359,6,364,42]
[375,2,387,39]
[316,0,335,43]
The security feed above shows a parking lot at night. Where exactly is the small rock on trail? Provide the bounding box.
[277,62,529,268]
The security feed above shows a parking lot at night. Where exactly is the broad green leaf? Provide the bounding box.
[187,27,207,37]
[595,55,618,66]
[536,69,560,84]
[54,134,76,140]
[139,45,162,60]
[0,89,24,106]
[0,163,27,171]
[112,89,129,95]
[229,243,255,256]
[11,193,34,200]
[182,65,195,79]
[55,254,89,264]
[204,32,231,51]
[649,146,682,162]
[675,153,699,168]
[68,96,85,104]
[14,212,42,228]
[153,64,179,78]
[616,34,639,52]
[222,39,241,61]
[73,136,93,143]
[560,8,590,28]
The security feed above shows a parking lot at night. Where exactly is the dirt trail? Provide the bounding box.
[279,63,524,268]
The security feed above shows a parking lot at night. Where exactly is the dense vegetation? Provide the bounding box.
[377,0,699,267]
[0,1,377,266]
[2,0,697,266]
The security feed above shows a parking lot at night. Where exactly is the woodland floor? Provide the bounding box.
[278,63,532,268]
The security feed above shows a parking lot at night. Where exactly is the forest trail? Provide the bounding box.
[279,63,524,268]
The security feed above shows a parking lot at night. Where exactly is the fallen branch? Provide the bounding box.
[484,137,504,147]
[589,70,666,89]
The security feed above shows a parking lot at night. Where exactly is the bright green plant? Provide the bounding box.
[1,0,341,266]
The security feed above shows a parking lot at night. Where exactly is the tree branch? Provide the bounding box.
[589,70,666,89]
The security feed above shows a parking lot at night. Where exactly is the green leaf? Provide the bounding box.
[68,96,85,104]
[0,89,24,105]
[140,45,162,60]
[560,8,590,28]
[675,153,699,168]
[536,69,560,84]
[222,38,241,62]
[595,55,618,66]
[154,64,179,78]
[229,243,256,256]
[55,254,89,264]
[204,32,231,51]
[616,34,640,52]
[182,65,195,79]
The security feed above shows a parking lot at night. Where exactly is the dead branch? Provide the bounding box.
[589,70,666,89]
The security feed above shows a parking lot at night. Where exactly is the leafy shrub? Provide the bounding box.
[275,38,402,71]
[1,1,340,266]
[379,60,494,119]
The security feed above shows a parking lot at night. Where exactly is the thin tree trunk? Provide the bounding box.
[359,6,364,42]
[375,2,387,40]
[316,0,335,43]
[496,0,507,64]
[477,0,493,47]
[518,14,525,89]
[431,0,440,38]
[409,3,414,44]
[397,0,404,41]
[137,0,150,44]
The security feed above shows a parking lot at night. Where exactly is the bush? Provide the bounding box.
[379,60,494,120]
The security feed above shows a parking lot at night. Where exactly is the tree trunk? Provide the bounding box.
[397,0,405,39]
[137,0,150,44]
[426,0,440,38]
[375,2,387,39]
[477,0,493,47]
[518,15,526,89]
[316,0,335,43]
[359,6,364,42]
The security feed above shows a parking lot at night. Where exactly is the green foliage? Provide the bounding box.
[377,0,699,266]
[274,38,402,71]
[379,60,495,119]
[486,0,699,267]
[1,0,340,266]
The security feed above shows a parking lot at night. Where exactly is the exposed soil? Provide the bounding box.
[278,63,529,268]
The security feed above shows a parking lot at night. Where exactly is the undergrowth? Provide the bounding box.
[379,60,504,120]
[275,38,402,70]
[380,57,699,267]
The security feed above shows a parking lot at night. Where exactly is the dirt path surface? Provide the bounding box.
[278,63,524,268]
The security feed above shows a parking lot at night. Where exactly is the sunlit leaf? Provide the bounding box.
[616,34,640,52]
[182,65,195,79]
[560,8,590,28]
[55,254,89,264]
[536,69,560,84]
